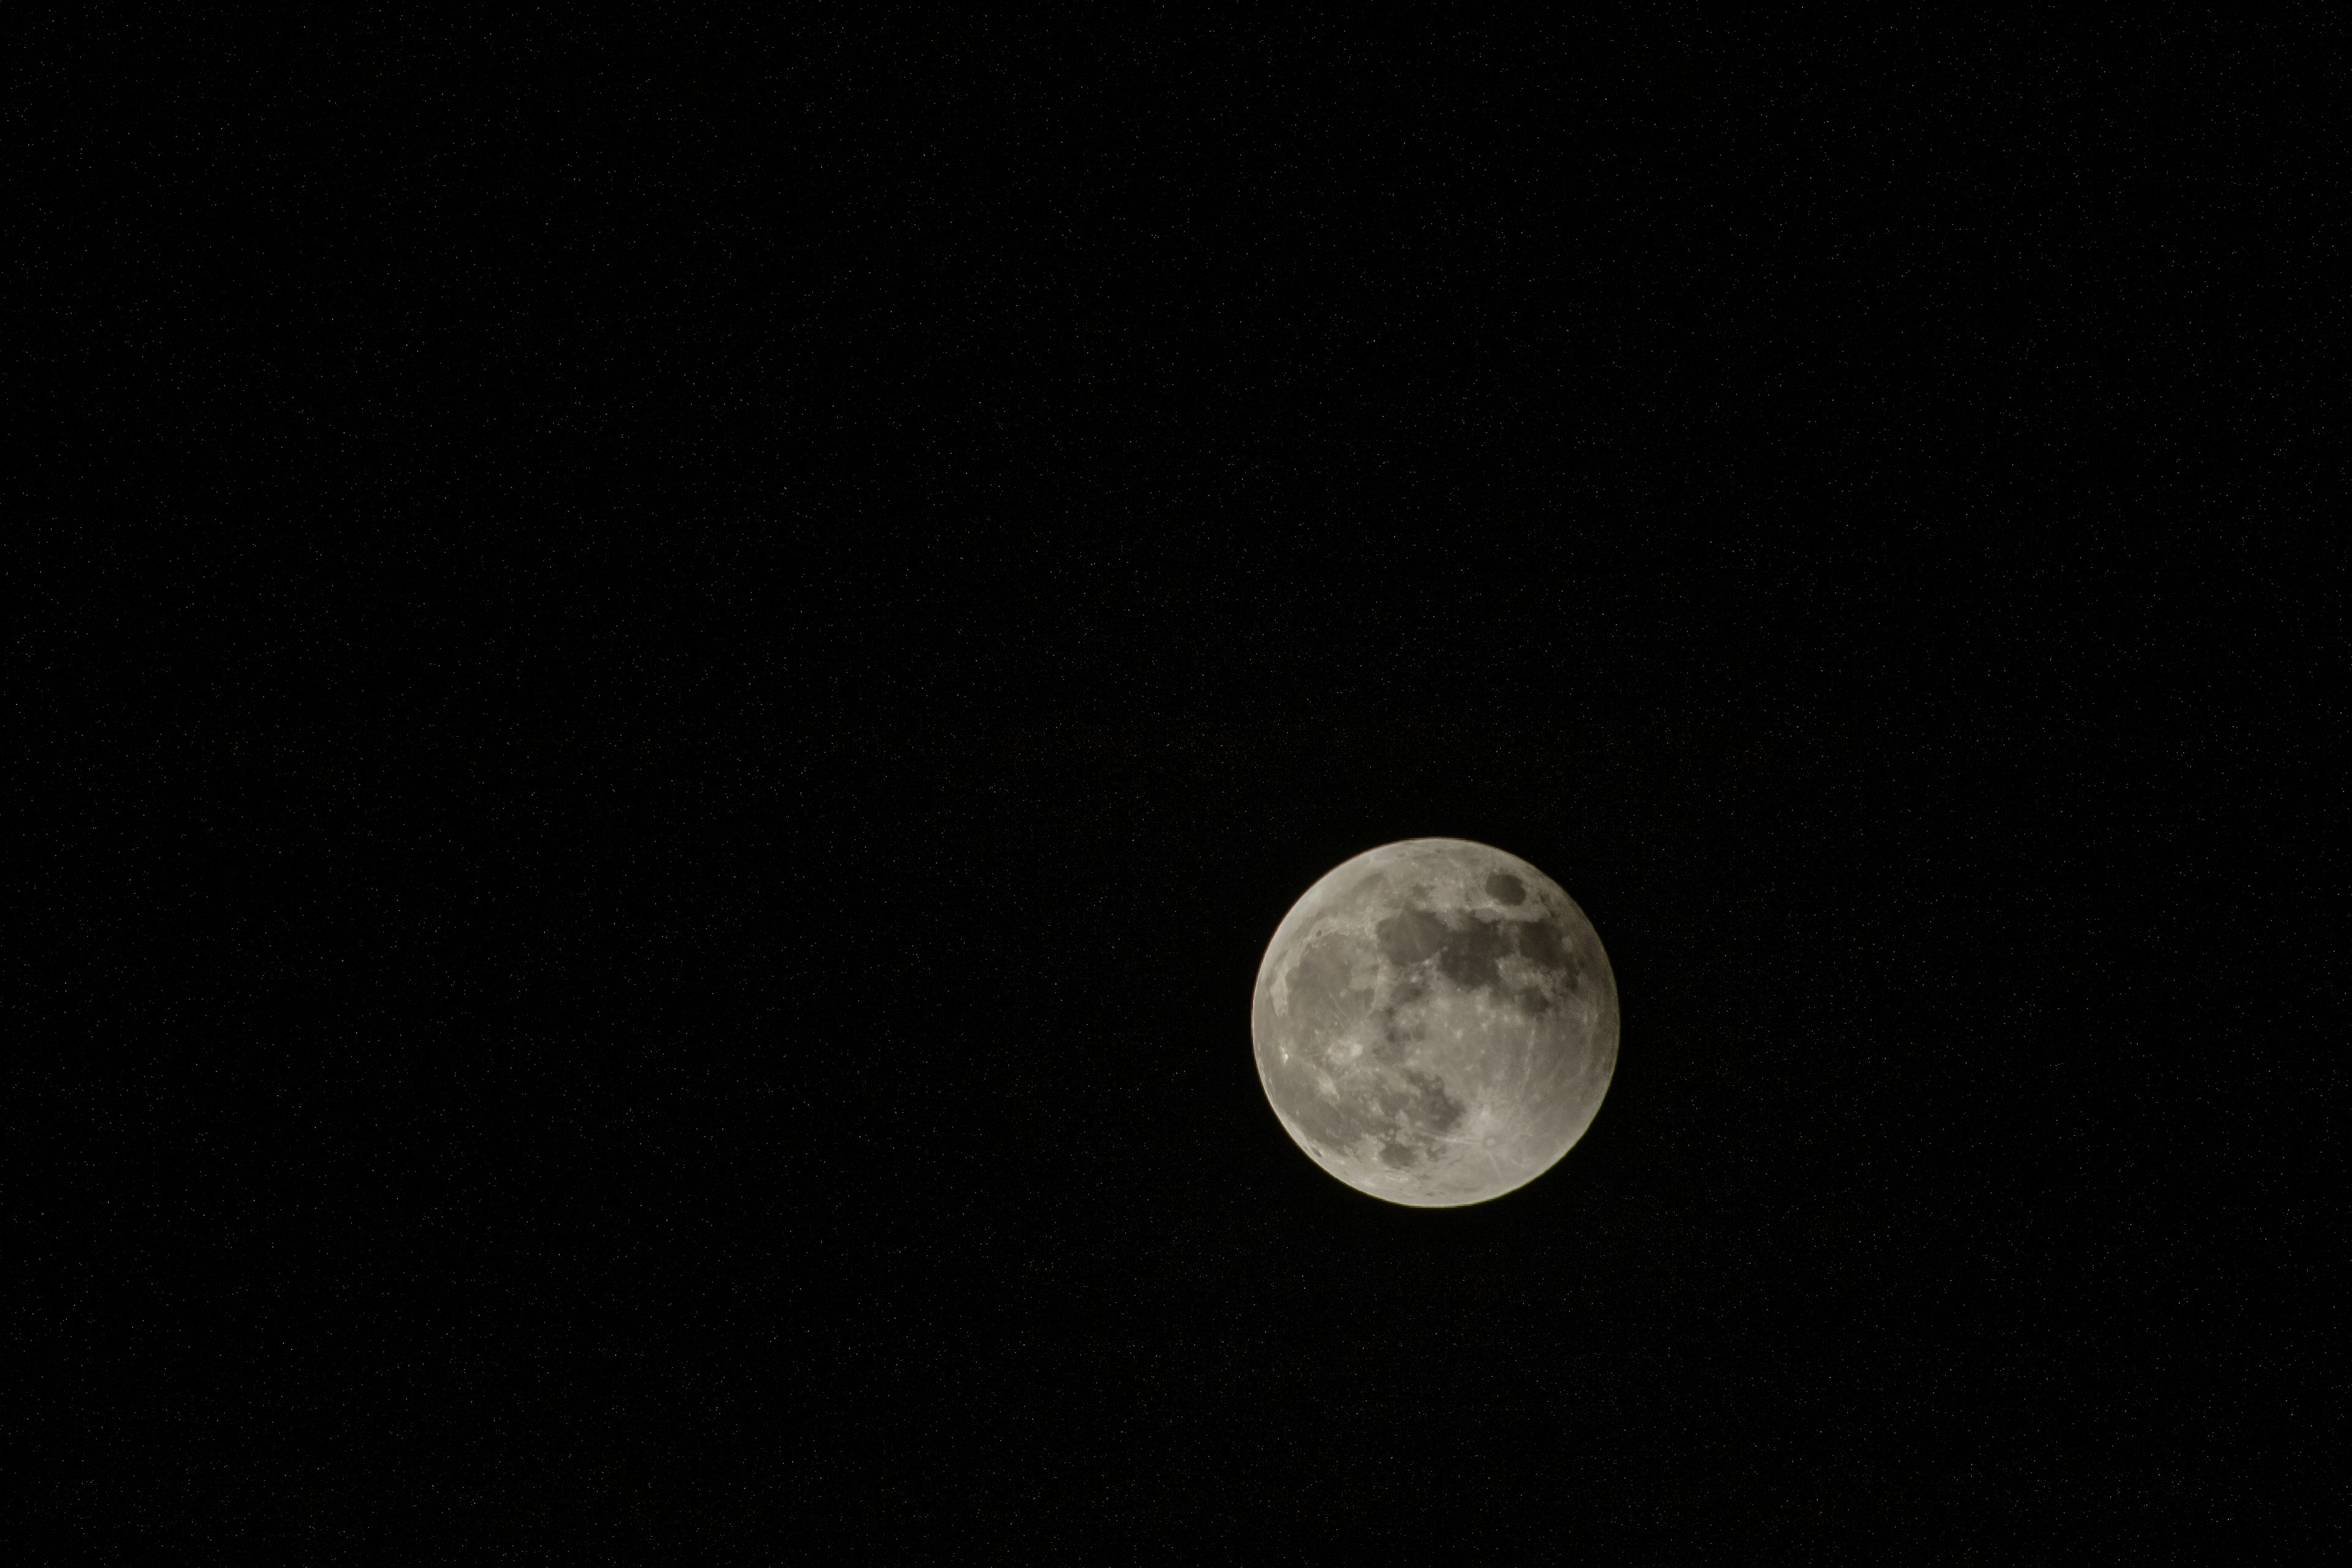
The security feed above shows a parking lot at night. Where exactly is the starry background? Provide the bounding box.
[15,12,2336,1559]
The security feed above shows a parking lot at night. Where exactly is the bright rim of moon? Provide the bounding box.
[1251,839,1618,1207]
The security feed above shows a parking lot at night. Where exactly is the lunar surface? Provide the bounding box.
[1252,839,1618,1207]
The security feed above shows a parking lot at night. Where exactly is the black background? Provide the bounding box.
[14,10,2339,1559]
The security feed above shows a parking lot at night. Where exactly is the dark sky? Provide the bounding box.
[17,12,2335,1559]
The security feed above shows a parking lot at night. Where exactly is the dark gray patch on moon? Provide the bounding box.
[1374,908,1449,968]
[1252,839,1618,1207]
[1512,916,1571,975]
[1438,914,1514,992]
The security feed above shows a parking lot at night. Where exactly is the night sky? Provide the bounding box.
[17,13,2332,1558]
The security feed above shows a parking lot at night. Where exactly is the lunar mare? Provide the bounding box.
[1252,839,1617,1207]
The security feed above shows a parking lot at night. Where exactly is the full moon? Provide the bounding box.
[1251,839,1618,1207]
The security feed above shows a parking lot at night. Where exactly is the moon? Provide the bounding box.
[1251,839,1618,1207]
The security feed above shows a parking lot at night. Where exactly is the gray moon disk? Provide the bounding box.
[1251,839,1618,1207]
